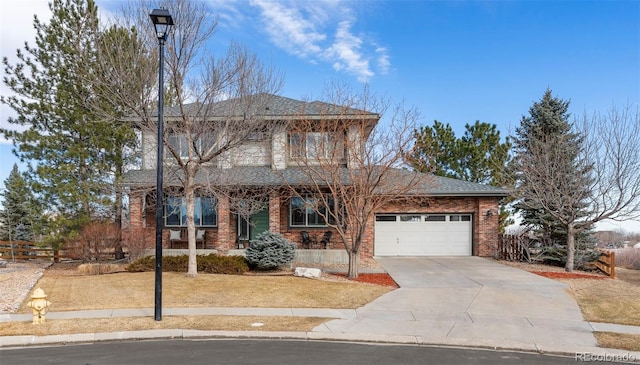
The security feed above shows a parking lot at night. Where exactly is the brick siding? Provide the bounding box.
[127,192,500,259]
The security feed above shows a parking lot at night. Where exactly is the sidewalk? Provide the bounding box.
[2,306,640,362]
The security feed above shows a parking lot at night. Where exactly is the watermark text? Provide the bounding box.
[576,352,636,362]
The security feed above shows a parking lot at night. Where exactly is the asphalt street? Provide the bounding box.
[0,339,625,365]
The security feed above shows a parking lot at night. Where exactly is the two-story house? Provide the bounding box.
[123,94,508,260]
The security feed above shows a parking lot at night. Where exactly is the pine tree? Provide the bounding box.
[0,0,128,239]
[408,121,457,177]
[0,164,43,241]
[512,89,594,271]
[409,120,511,186]
[408,120,513,231]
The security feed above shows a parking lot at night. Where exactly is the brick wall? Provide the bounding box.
[371,196,501,258]
[269,194,281,233]
[127,190,500,259]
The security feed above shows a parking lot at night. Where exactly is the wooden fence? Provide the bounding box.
[498,234,531,262]
[595,250,615,278]
[0,241,69,261]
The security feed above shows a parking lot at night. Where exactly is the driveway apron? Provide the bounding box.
[313,257,598,352]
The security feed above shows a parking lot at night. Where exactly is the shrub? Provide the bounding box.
[65,221,120,262]
[537,245,601,271]
[78,263,126,275]
[198,254,249,274]
[123,228,152,262]
[615,248,640,270]
[127,254,248,274]
[246,231,295,270]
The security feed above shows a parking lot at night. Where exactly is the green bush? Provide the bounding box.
[246,231,295,270]
[127,254,248,274]
[126,255,156,272]
[538,245,601,271]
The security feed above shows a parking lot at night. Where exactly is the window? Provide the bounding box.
[375,215,397,222]
[449,214,471,222]
[168,134,190,159]
[289,132,334,159]
[290,195,335,227]
[247,127,269,141]
[425,215,446,222]
[400,215,421,222]
[165,197,217,227]
[168,133,217,159]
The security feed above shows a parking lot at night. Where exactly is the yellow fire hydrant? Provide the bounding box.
[27,288,51,324]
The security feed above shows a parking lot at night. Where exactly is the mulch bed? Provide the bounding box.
[341,273,399,288]
[531,271,609,280]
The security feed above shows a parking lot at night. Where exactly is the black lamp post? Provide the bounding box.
[150,7,173,322]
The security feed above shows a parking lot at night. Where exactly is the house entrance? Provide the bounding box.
[237,207,269,248]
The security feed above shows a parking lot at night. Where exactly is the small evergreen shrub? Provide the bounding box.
[538,245,601,271]
[197,254,249,274]
[127,256,156,272]
[127,254,248,274]
[246,231,295,270]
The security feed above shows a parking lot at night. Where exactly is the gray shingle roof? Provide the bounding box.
[123,166,509,197]
[155,94,379,120]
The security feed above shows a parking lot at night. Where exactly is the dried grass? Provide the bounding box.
[615,248,640,270]
[19,271,392,313]
[593,332,640,352]
[616,267,640,286]
[0,316,327,337]
[562,269,640,326]
[77,263,127,275]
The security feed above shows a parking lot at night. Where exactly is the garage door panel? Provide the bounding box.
[375,214,472,256]
[374,216,399,256]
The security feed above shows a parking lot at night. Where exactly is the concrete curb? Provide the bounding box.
[2,329,640,363]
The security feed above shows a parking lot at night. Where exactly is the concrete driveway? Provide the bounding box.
[314,257,598,353]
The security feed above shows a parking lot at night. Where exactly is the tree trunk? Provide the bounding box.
[565,223,576,272]
[347,250,360,279]
[185,171,198,277]
[114,159,125,260]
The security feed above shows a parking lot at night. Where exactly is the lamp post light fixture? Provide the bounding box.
[150,7,173,322]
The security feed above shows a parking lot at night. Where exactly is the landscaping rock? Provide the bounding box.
[0,259,7,268]
[294,267,321,279]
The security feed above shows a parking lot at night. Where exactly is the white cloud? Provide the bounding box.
[251,0,326,58]
[247,0,389,83]
[205,0,249,30]
[376,47,391,75]
[0,0,52,144]
[324,20,372,82]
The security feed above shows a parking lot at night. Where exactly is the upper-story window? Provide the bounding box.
[290,132,335,159]
[169,134,189,159]
[165,196,218,227]
[247,126,269,141]
[168,133,217,159]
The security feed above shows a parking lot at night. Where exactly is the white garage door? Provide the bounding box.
[375,214,472,256]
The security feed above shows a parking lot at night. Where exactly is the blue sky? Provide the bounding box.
[1,0,639,231]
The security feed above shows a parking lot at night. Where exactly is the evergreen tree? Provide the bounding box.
[512,89,594,271]
[409,120,511,186]
[0,0,128,240]
[91,24,144,230]
[408,120,513,231]
[408,121,457,177]
[0,164,43,241]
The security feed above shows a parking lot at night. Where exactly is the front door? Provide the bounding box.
[237,207,269,247]
[250,208,269,241]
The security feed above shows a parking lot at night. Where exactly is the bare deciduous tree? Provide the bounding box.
[284,84,426,278]
[515,103,640,271]
[89,0,283,276]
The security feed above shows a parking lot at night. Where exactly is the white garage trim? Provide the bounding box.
[374,214,472,256]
